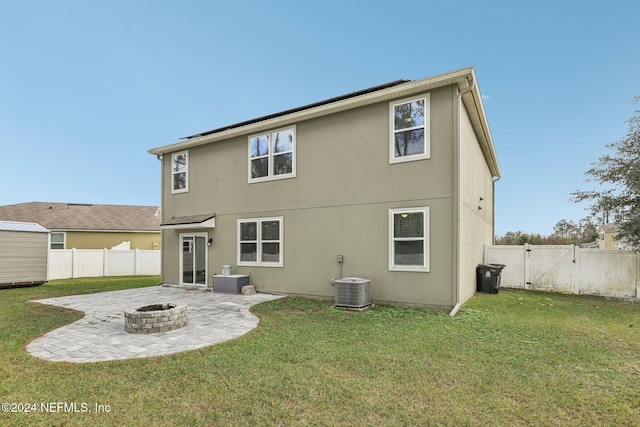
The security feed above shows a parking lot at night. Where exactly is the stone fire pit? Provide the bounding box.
[124,303,188,334]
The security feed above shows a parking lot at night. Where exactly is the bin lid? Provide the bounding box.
[336,277,370,284]
[478,263,506,270]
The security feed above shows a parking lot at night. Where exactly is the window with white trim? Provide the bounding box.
[249,127,295,182]
[171,151,188,194]
[389,207,429,271]
[390,95,429,163]
[50,232,65,249]
[238,217,283,266]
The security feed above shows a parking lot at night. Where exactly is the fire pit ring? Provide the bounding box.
[124,303,188,334]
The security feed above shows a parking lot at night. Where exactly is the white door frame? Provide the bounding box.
[179,232,208,286]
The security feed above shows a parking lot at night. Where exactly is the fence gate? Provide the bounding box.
[485,244,638,299]
[524,244,576,292]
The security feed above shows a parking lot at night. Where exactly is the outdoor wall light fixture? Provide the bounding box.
[207,238,213,246]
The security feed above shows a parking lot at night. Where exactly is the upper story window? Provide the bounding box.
[171,151,188,194]
[390,95,430,164]
[248,127,296,183]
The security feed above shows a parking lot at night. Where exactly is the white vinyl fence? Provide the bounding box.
[484,244,640,300]
[48,249,160,280]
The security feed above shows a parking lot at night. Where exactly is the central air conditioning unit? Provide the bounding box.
[334,277,371,309]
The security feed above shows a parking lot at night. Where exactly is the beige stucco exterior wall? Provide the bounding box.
[598,232,619,250]
[161,86,458,308]
[65,231,161,250]
[457,98,495,304]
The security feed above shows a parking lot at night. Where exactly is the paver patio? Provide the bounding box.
[26,286,284,363]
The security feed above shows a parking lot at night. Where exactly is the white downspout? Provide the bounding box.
[449,302,462,317]
[450,78,477,317]
[492,175,500,244]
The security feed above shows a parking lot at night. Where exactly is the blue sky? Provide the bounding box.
[1,0,638,236]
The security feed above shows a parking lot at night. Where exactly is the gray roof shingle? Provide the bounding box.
[0,202,160,232]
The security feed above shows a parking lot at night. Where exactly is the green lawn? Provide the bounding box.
[1,277,639,426]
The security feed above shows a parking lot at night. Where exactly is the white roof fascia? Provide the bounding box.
[458,69,501,177]
[149,68,475,156]
[148,67,500,177]
[52,229,161,233]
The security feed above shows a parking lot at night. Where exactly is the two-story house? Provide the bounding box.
[148,67,500,310]
[597,223,633,250]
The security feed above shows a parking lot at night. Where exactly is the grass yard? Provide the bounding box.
[1,277,639,426]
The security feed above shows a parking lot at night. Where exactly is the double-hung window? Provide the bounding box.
[249,127,295,183]
[238,217,283,267]
[50,232,65,249]
[389,207,429,271]
[171,151,189,194]
[390,95,429,163]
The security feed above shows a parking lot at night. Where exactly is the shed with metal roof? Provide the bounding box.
[0,220,49,288]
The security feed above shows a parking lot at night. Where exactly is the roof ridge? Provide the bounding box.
[181,79,413,140]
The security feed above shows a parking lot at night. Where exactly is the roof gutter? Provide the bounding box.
[458,77,475,96]
[456,71,501,178]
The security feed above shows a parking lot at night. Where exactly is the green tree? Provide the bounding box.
[495,216,598,246]
[578,216,598,243]
[571,96,640,248]
[553,219,574,241]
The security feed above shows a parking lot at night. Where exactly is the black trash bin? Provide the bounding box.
[476,263,506,294]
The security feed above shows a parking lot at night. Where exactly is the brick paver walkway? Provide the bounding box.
[27,286,283,363]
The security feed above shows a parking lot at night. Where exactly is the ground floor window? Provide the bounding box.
[237,217,283,267]
[389,207,429,272]
[50,232,65,249]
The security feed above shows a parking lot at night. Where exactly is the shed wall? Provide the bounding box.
[0,230,48,285]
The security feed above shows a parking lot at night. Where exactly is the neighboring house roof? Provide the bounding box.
[148,67,500,178]
[599,223,619,233]
[0,202,161,232]
[0,220,49,233]
[580,241,599,249]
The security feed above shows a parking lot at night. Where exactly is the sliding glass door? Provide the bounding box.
[181,234,207,285]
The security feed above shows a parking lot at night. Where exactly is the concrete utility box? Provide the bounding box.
[213,274,250,294]
[0,221,50,289]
